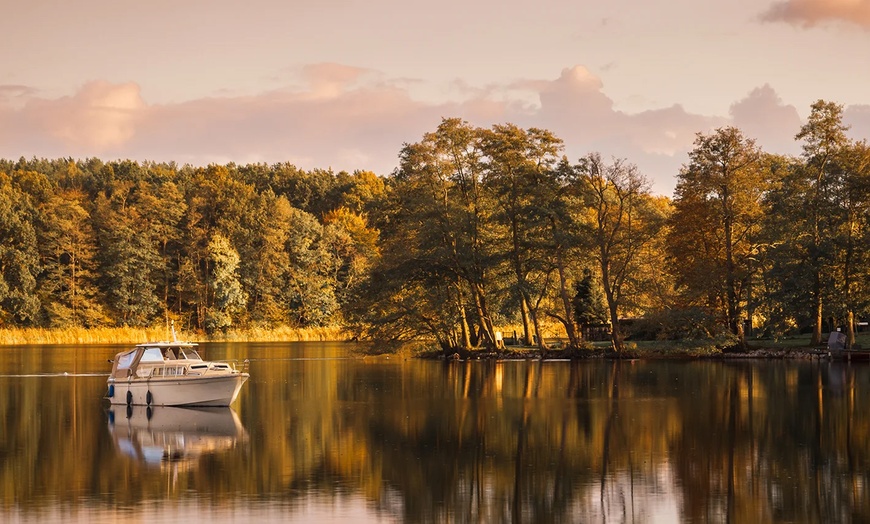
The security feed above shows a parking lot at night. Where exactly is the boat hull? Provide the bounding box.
[107,373,249,407]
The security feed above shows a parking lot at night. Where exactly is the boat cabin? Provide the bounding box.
[110,342,205,379]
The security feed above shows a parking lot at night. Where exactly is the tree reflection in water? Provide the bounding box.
[0,343,868,523]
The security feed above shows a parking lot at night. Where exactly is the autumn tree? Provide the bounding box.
[480,124,564,351]
[828,140,870,346]
[205,232,247,333]
[239,190,294,325]
[93,181,163,326]
[798,101,851,345]
[0,173,40,325]
[37,188,107,327]
[668,127,768,346]
[574,154,665,353]
[393,119,500,349]
[765,101,851,344]
[284,207,339,327]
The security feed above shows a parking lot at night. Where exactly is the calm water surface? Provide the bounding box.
[0,342,867,523]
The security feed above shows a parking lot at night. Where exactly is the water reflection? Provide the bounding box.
[107,406,247,469]
[2,344,870,523]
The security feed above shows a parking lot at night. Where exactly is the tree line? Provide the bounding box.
[0,160,383,334]
[1,99,868,351]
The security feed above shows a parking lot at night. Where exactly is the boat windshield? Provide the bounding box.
[140,348,164,363]
[178,348,202,360]
[117,350,137,370]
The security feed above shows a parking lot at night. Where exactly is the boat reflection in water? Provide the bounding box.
[107,405,247,469]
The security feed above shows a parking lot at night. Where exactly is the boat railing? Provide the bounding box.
[217,359,250,374]
[133,360,248,379]
[143,366,189,378]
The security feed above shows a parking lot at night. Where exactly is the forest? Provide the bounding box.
[0,99,868,353]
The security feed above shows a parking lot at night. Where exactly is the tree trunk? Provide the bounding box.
[519,296,533,346]
[723,200,745,348]
[455,281,472,349]
[471,282,498,349]
[607,298,623,353]
[847,310,856,349]
[600,259,624,353]
[555,245,581,348]
[811,270,823,347]
[529,298,547,355]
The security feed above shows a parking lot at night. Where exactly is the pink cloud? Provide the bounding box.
[0,65,857,196]
[521,66,722,192]
[844,104,870,141]
[761,0,870,29]
[20,81,145,152]
[729,84,802,154]
[299,63,374,99]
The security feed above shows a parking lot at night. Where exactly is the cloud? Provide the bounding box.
[21,81,145,151]
[299,63,374,99]
[0,85,38,103]
[729,84,802,154]
[517,66,723,192]
[844,104,870,142]
[760,0,870,29]
[0,64,857,196]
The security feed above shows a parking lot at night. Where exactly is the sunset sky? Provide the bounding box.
[2,0,869,194]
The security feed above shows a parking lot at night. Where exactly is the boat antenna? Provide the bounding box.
[171,320,178,342]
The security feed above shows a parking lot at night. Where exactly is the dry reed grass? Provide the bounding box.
[0,325,349,345]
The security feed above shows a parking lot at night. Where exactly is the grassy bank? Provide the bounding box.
[0,325,349,345]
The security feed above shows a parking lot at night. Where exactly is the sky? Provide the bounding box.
[1,0,869,195]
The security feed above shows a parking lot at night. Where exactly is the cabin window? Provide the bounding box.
[179,349,202,360]
[140,348,163,362]
[117,351,136,370]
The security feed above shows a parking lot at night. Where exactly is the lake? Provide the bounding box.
[0,341,867,523]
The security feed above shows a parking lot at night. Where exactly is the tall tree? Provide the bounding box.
[385,118,502,349]
[205,232,247,333]
[830,140,870,346]
[797,100,850,346]
[284,207,339,327]
[37,189,107,327]
[241,191,294,325]
[0,173,40,325]
[575,154,664,353]
[93,181,163,326]
[480,124,563,351]
[668,127,768,346]
[765,101,850,345]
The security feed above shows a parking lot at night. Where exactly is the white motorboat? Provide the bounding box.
[107,340,249,407]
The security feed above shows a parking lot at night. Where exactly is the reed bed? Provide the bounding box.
[215,325,349,342]
[0,326,183,345]
[0,325,350,345]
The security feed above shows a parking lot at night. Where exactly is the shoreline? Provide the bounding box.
[416,344,838,361]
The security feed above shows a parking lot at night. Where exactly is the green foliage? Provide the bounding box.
[284,208,339,327]
[0,159,385,334]
[572,269,608,329]
[668,127,768,344]
[0,174,40,324]
[205,233,247,333]
[2,101,870,346]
